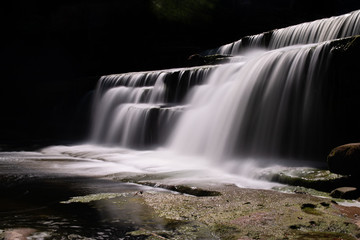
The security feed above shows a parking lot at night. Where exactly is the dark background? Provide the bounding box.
[1,0,359,149]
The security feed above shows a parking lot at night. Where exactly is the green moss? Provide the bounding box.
[141,184,360,239]
[61,184,360,239]
[127,222,216,240]
[127,228,173,239]
[60,192,131,204]
[212,224,242,240]
[301,203,322,215]
[259,167,349,192]
[273,186,330,198]
[122,177,222,196]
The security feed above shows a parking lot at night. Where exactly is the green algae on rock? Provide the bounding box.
[111,171,222,196]
[256,167,349,192]
[60,193,132,204]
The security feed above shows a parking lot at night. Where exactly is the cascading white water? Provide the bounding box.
[90,66,215,147]
[12,9,359,189]
[269,10,360,49]
[168,44,329,160]
[210,9,360,55]
[43,9,357,185]
[89,41,331,162]
[36,41,334,189]
[90,10,360,155]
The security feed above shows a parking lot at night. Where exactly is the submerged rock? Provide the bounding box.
[327,143,360,178]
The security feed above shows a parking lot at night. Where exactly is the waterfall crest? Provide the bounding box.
[210,10,360,55]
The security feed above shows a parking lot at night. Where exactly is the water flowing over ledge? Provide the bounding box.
[2,8,360,240]
[206,9,360,55]
[3,10,360,190]
[168,44,329,160]
[45,9,360,189]
[91,65,216,147]
[90,41,339,162]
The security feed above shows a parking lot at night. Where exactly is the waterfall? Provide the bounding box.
[90,43,331,161]
[168,44,330,160]
[209,9,360,55]
[90,66,215,147]
[89,9,360,163]
[269,10,360,49]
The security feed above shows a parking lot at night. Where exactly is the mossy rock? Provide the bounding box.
[140,182,221,197]
[257,167,349,192]
[114,172,221,196]
[60,192,131,204]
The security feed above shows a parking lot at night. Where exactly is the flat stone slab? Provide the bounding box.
[130,184,360,239]
[255,167,349,192]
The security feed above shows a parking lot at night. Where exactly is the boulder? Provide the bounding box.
[330,187,359,199]
[327,143,360,177]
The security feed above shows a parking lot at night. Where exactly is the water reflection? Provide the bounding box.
[0,162,173,239]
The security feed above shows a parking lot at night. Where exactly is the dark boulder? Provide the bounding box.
[330,187,359,199]
[187,54,231,67]
[327,143,360,177]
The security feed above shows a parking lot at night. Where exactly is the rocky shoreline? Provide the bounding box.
[3,174,360,240]
[131,184,360,239]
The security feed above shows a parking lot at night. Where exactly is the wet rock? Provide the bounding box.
[140,182,221,197]
[60,192,131,204]
[3,228,37,240]
[141,184,360,239]
[327,143,360,178]
[256,167,349,192]
[187,54,231,66]
[330,187,359,199]
[330,35,360,54]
